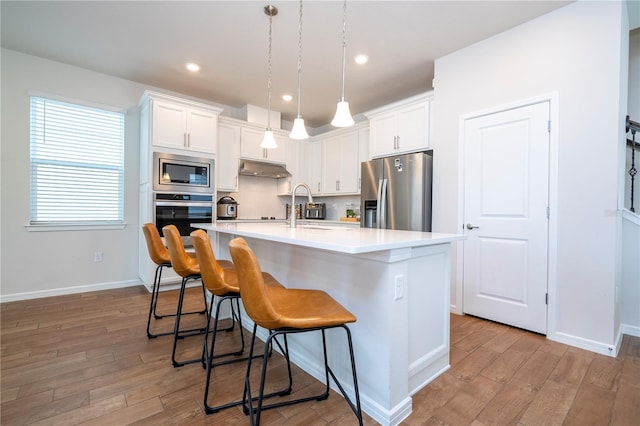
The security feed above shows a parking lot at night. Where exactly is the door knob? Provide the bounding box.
[466,223,479,230]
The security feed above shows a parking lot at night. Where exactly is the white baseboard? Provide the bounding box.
[0,279,142,303]
[549,331,618,357]
[621,323,640,338]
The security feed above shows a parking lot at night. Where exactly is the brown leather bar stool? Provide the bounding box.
[162,224,209,367]
[141,223,205,338]
[190,230,289,414]
[229,237,363,426]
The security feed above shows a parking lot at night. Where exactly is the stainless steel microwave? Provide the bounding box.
[153,152,214,194]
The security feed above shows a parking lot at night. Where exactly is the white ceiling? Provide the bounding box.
[1,1,573,128]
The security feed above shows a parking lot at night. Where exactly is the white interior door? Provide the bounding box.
[463,101,550,334]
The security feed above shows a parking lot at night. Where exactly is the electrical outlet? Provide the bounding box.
[94,251,103,263]
[394,275,404,300]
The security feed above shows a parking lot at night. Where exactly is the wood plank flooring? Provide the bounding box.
[1,286,639,425]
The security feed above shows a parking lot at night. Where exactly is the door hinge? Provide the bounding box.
[545,293,549,305]
[547,120,551,133]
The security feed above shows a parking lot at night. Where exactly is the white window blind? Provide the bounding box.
[29,96,124,225]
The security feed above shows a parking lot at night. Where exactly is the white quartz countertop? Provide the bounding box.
[196,222,465,254]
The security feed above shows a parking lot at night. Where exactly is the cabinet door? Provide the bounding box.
[277,137,299,195]
[321,136,341,194]
[396,101,429,153]
[187,107,218,154]
[303,141,323,195]
[339,132,359,193]
[240,127,285,162]
[357,127,370,192]
[217,122,240,192]
[369,112,397,158]
[152,100,188,150]
[321,133,359,194]
[240,127,265,160]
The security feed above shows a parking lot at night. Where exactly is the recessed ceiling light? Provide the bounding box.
[282,94,293,102]
[354,54,368,65]
[185,62,200,72]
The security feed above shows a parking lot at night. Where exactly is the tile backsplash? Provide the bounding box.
[218,176,361,221]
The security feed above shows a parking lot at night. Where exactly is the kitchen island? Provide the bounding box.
[197,222,464,426]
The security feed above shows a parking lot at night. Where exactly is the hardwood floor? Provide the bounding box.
[1,286,638,425]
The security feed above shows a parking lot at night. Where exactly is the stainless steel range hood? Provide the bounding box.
[238,159,292,179]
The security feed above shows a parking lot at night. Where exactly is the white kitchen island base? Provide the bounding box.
[199,223,463,425]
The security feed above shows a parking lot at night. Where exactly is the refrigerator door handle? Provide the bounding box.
[376,179,383,228]
[379,178,388,229]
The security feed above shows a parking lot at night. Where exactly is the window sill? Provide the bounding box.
[25,223,127,232]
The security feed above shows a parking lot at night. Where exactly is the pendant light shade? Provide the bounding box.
[290,118,309,139]
[261,5,278,149]
[261,130,277,149]
[332,100,354,127]
[289,0,309,140]
[332,0,354,128]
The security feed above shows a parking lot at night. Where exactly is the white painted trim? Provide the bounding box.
[0,279,142,303]
[550,331,618,357]
[621,323,640,337]
[622,208,640,225]
[457,92,560,338]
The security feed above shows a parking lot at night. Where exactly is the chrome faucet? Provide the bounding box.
[290,182,313,228]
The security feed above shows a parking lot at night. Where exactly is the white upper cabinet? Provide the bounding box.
[366,92,432,158]
[277,136,300,196]
[143,91,222,155]
[240,127,285,163]
[217,119,241,192]
[301,140,323,195]
[321,130,359,195]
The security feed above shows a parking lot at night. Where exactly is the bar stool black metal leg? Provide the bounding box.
[171,276,208,367]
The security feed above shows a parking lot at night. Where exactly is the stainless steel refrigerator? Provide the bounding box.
[361,152,433,232]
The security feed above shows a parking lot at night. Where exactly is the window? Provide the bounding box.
[29,96,124,226]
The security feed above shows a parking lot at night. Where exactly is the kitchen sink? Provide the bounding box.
[290,224,352,231]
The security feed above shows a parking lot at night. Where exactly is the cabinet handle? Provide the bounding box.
[184,133,188,148]
[187,133,190,147]
[336,180,340,191]
[396,135,400,150]
[317,182,321,192]
[358,177,361,190]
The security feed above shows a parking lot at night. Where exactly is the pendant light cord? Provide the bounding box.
[339,0,347,102]
[296,0,303,118]
[266,9,273,130]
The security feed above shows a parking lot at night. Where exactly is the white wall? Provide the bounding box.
[0,49,148,300]
[432,1,627,352]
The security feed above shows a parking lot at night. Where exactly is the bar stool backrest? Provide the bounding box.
[163,225,199,277]
[191,230,238,296]
[229,237,282,329]
[142,223,170,266]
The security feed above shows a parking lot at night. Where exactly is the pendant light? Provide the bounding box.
[261,5,278,149]
[289,0,309,139]
[331,0,354,128]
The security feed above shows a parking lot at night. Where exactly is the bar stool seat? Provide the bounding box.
[190,230,288,414]
[141,223,205,338]
[162,224,209,367]
[229,237,363,426]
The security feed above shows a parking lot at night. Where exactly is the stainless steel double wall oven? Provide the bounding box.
[152,152,214,246]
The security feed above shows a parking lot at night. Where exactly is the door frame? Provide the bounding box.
[455,92,559,338]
